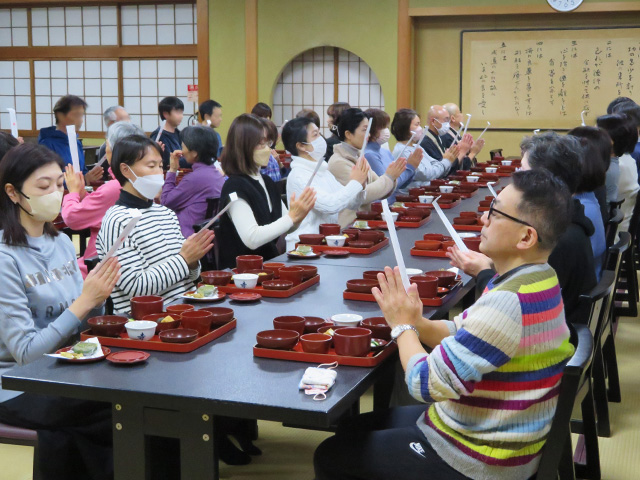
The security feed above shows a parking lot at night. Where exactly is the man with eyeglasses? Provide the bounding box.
[314,169,575,480]
[447,132,597,324]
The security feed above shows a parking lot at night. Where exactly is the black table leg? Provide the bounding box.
[112,402,145,480]
[373,358,396,411]
[180,410,217,480]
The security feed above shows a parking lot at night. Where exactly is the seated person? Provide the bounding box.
[250,102,272,119]
[442,102,464,147]
[282,117,367,249]
[612,100,640,172]
[258,117,283,182]
[38,95,103,184]
[324,102,351,162]
[97,135,214,314]
[328,108,404,225]
[151,96,184,170]
[0,131,19,160]
[448,132,597,322]
[364,108,422,203]
[0,143,121,478]
[296,108,321,128]
[98,105,130,161]
[315,169,575,480]
[217,114,316,269]
[62,121,143,278]
[199,99,224,158]
[391,108,464,188]
[161,125,226,238]
[420,105,484,171]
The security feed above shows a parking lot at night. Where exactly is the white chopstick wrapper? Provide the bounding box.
[432,197,469,252]
[95,210,143,273]
[66,125,81,173]
[360,117,374,156]
[533,129,540,135]
[96,154,109,168]
[461,114,472,139]
[581,111,586,127]
[46,337,104,360]
[381,199,411,291]
[202,192,238,230]
[477,121,490,140]
[394,131,417,161]
[7,108,18,138]
[155,120,166,142]
[305,157,324,188]
[487,182,498,199]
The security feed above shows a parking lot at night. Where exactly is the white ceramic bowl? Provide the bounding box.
[331,313,364,327]
[501,160,512,166]
[466,176,480,183]
[406,268,423,277]
[439,185,454,193]
[325,235,347,247]
[485,167,497,173]
[390,212,399,222]
[419,195,434,204]
[125,320,157,341]
[233,273,259,289]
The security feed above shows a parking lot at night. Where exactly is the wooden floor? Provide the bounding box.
[2,315,638,480]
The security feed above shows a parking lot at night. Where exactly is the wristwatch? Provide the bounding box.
[390,324,419,340]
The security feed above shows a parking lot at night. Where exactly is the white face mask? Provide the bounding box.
[304,136,327,162]
[127,168,164,200]
[376,128,391,145]
[411,126,423,142]
[19,190,63,222]
[437,121,450,137]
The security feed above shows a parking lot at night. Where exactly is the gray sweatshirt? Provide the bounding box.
[0,231,84,402]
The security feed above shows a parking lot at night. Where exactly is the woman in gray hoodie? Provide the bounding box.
[0,143,120,479]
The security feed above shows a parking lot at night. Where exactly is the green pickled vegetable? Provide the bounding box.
[72,341,97,355]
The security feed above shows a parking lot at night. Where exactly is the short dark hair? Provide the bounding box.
[364,108,390,141]
[607,96,634,114]
[251,102,272,119]
[519,132,582,194]
[296,108,320,128]
[596,113,638,157]
[0,144,64,247]
[198,99,222,121]
[258,117,278,148]
[111,135,163,186]
[336,108,367,141]
[220,114,264,176]
[327,102,351,137]
[612,101,640,129]
[181,125,219,164]
[391,109,420,142]
[53,95,87,124]
[511,169,572,251]
[282,117,313,156]
[567,126,612,192]
[158,96,184,121]
[0,132,19,162]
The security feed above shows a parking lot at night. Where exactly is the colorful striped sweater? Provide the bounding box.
[406,263,574,480]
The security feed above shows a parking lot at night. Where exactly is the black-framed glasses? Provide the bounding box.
[488,199,542,243]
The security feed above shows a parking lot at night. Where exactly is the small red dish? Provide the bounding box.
[106,350,150,365]
[159,328,199,343]
[262,280,294,290]
[54,346,111,363]
[229,293,262,302]
[323,249,349,257]
[437,287,450,295]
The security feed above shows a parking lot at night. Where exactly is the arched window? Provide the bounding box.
[272,47,384,137]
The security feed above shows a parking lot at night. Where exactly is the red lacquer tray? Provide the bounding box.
[410,247,449,258]
[404,198,461,210]
[80,319,236,353]
[296,237,389,255]
[218,274,320,297]
[453,188,478,199]
[368,216,431,229]
[253,340,398,367]
[453,222,483,232]
[343,280,462,307]
[477,206,489,212]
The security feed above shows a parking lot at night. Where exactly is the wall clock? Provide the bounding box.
[547,0,584,12]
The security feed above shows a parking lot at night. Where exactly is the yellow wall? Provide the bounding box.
[414,10,640,156]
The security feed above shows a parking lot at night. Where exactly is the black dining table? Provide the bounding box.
[2,178,505,480]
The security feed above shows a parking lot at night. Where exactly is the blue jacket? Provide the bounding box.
[575,192,606,280]
[364,142,415,203]
[38,126,87,173]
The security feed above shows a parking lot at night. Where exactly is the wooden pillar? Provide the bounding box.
[397,0,412,109]
[197,0,210,103]
[245,0,258,112]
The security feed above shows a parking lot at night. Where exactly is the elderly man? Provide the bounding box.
[98,106,130,161]
[420,105,483,171]
[442,102,464,148]
[315,169,575,480]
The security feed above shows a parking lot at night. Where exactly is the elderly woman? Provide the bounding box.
[61,121,143,277]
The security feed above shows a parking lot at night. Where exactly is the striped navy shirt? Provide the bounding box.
[97,202,200,315]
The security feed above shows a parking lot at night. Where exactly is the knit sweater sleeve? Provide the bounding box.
[405,290,522,403]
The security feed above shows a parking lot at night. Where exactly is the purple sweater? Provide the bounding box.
[161,162,226,238]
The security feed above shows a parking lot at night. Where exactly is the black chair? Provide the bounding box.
[614,199,640,318]
[205,197,220,219]
[609,198,624,220]
[193,218,221,271]
[0,424,41,479]
[535,323,593,480]
[604,209,623,249]
[276,178,288,207]
[84,256,114,315]
[62,226,91,257]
